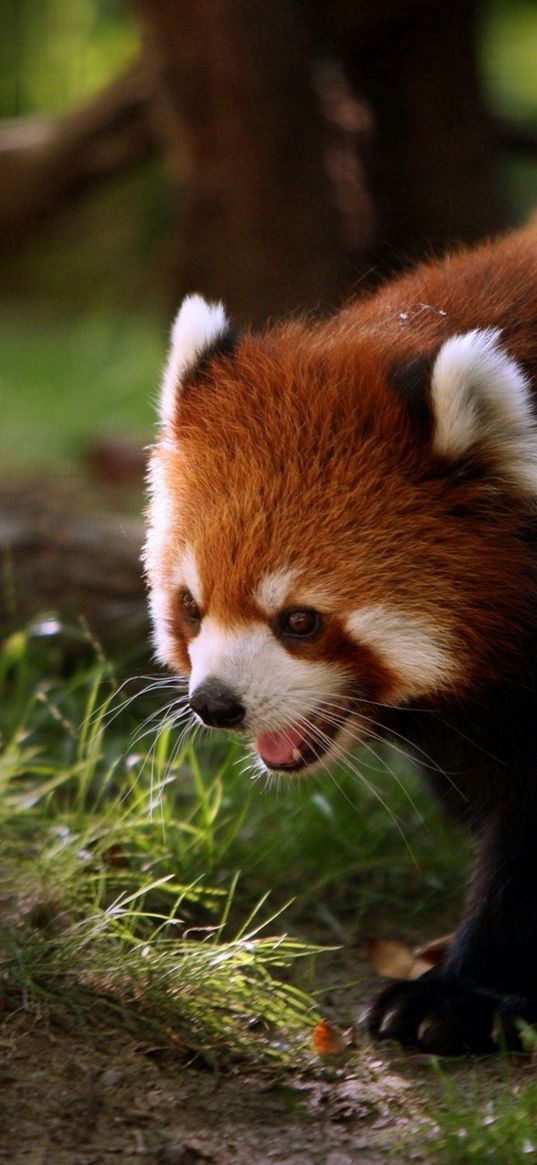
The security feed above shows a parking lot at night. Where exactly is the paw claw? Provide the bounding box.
[368,970,526,1055]
[378,1007,400,1037]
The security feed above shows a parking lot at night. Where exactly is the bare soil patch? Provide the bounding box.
[0,1009,433,1165]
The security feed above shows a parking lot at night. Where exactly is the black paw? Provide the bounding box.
[367,970,528,1055]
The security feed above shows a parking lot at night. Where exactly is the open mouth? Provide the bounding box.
[255,706,349,773]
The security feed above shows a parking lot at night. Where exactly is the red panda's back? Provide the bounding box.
[333,228,537,383]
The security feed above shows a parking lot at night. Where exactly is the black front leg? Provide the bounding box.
[368,805,537,1054]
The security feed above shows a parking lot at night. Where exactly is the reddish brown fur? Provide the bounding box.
[150,227,537,703]
[146,225,537,1054]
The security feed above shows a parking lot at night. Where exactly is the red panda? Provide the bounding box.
[145,227,537,1054]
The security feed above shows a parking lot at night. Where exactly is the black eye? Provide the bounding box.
[180,589,202,628]
[277,607,322,640]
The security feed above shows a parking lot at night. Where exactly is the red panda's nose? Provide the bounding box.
[189,678,246,729]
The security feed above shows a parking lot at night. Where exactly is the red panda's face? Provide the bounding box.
[145,297,537,774]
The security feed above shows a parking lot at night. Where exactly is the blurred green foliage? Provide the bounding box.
[0,308,162,469]
[482,0,537,123]
[0,0,138,117]
[0,2,169,468]
[1,0,537,126]
[482,0,537,224]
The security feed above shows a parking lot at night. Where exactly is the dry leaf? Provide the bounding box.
[312,1019,350,1058]
[413,932,453,967]
[367,938,431,981]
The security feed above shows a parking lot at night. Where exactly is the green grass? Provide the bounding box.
[0,621,466,1070]
[430,1059,537,1164]
[3,621,537,1163]
[0,626,323,1065]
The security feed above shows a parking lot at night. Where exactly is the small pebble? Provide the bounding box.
[100,1067,123,1088]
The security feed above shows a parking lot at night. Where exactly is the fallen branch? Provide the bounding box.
[0,476,148,656]
[0,62,155,248]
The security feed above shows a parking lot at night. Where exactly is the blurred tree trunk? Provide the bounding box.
[132,0,373,324]
[323,0,502,260]
[0,0,505,322]
[132,0,502,320]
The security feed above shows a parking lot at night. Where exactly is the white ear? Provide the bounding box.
[431,328,537,493]
[159,294,229,429]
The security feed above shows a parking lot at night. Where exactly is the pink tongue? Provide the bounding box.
[256,725,305,766]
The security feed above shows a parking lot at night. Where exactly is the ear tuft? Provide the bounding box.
[159,294,229,429]
[431,328,537,493]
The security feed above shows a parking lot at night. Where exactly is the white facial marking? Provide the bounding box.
[345,605,457,700]
[173,545,203,607]
[147,585,176,666]
[254,568,297,616]
[431,328,537,492]
[159,294,229,430]
[188,618,347,733]
[143,454,177,665]
[147,545,204,668]
[144,452,174,570]
[254,569,338,616]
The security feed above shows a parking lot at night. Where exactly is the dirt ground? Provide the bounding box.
[0,1008,437,1165]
